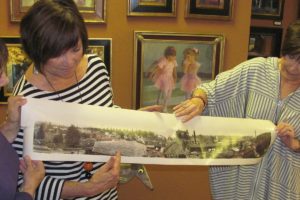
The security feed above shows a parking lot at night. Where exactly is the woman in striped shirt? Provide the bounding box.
[174,20,300,200]
[12,0,121,199]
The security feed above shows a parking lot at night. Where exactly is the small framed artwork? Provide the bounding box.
[251,0,285,20]
[133,31,225,111]
[185,0,234,20]
[0,37,112,103]
[10,0,106,23]
[127,0,177,17]
[0,37,31,103]
[86,38,112,78]
[248,27,282,59]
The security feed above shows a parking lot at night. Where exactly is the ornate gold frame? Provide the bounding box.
[128,0,177,17]
[133,31,225,110]
[10,0,106,23]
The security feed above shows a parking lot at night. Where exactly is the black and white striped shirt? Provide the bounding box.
[12,55,118,200]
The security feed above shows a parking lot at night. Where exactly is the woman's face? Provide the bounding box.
[281,55,300,80]
[43,40,83,78]
[0,67,9,87]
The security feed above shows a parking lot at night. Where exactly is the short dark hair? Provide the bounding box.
[0,39,8,70]
[281,20,300,56]
[20,0,88,72]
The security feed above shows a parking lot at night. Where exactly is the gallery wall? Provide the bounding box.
[0,0,285,199]
[0,0,252,109]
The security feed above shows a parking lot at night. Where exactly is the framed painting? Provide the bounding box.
[86,38,112,78]
[185,0,234,20]
[0,37,112,103]
[127,0,177,17]
[0,37,31,103]
[251,0,285,20]
[248,27,282,59]
[10,0,106,23]
[133,32,225,112]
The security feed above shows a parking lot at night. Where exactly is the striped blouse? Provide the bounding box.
[12,55,118,200]
[201,57,300,200]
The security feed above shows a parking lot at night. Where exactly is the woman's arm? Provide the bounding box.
[0,96,26,142]
[19,156,45,199]
[60,152,120,198]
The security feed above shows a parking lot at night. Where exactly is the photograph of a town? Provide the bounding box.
[33,121,272,160]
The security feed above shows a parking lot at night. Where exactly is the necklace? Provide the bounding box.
[74,71,83,102]
[44,71,83,102]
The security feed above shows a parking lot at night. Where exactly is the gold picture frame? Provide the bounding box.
[128,0,177,17]
[133,32,225,111]
[0,37,31,103]
[10,0,106,23]
[185,0,234,20]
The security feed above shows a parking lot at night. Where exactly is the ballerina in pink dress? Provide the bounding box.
[180,48,201,99]
[149,46,177,112]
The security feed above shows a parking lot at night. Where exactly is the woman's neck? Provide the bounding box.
[278,58,300,99]
[279,58,300,85]
[279,72,300,100]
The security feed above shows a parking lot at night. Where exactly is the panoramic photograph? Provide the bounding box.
[33,121,271,159]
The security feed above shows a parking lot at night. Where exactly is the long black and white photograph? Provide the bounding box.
[22,97,276,165]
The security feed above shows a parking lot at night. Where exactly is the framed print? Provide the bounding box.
[248,27,282,59]
[0,37,112,103]
[0,37,31,103]
[133,32,225,112]
[251,0,284,20]
[10,0,106,23]
[128,0,177,17]
[185,0,234,20]
[86,38,112,78]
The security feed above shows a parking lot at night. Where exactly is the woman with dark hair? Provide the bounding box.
[174,20,300,199]
[12,0,121,199]
[0,39,45,200]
